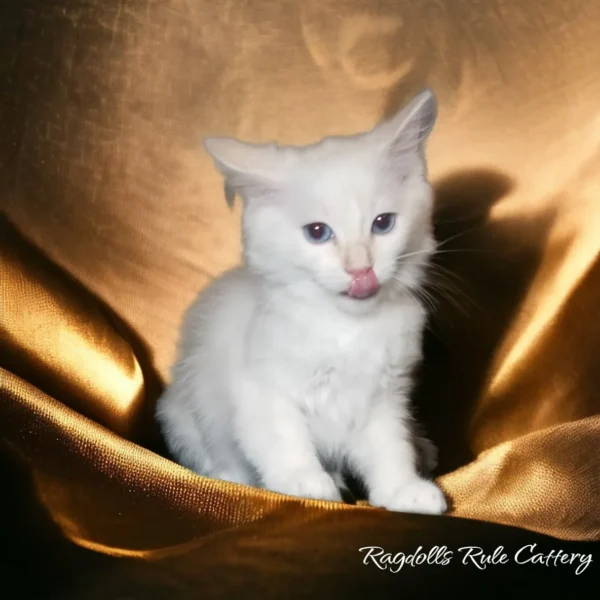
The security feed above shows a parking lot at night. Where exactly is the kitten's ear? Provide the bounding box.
[382,88,437,165]
[203,137,285,207]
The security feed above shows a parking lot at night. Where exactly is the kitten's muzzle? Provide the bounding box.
[344,267,380,299]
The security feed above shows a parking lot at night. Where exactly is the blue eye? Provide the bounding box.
[303,222,333,244]
[372,213,396,235]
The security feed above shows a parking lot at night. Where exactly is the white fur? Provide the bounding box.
[156,90,447,514]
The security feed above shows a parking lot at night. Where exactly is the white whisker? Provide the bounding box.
[434,225,482,249]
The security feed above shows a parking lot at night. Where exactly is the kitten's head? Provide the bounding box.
[204,89,437,313]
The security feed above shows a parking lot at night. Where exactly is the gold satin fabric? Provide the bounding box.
[1,0,599,594]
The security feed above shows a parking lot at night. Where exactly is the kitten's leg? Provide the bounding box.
[159,404,256,486]
[212,465,257,487]
[234,389,342,502]
[349,401,447,515]
[210,439,259,487]
[156,396,214,476]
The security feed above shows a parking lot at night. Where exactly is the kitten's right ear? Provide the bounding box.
[203,137,286,207]
[380,88,438,168]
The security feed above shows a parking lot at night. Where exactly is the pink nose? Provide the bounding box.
[345,267,380,299]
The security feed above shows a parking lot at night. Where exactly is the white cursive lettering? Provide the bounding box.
[514,544,593,575]
[458,546,509,570]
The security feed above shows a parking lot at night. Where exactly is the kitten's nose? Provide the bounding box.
[345,267,380,299]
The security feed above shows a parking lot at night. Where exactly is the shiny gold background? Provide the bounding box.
[1,0,598,595]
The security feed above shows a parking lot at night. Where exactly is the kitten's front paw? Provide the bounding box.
[370,478,447,515]
[266,470,343,502]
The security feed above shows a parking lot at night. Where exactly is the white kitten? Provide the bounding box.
[156,89,447,514]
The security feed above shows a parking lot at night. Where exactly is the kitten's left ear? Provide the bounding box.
[382,88,437,164]
[203,137,287,207]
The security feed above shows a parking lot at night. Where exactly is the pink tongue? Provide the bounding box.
[348,269,380,299]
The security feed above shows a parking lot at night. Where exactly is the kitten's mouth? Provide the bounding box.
[340,288,380,300]
[342,268,381,300]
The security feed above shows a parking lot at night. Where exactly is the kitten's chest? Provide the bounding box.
[249,301,420,404]
[299,325,407,451]
[306,337,391,395]
[290,312,409,404]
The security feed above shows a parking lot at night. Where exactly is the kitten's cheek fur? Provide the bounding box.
[370,478,447,515]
